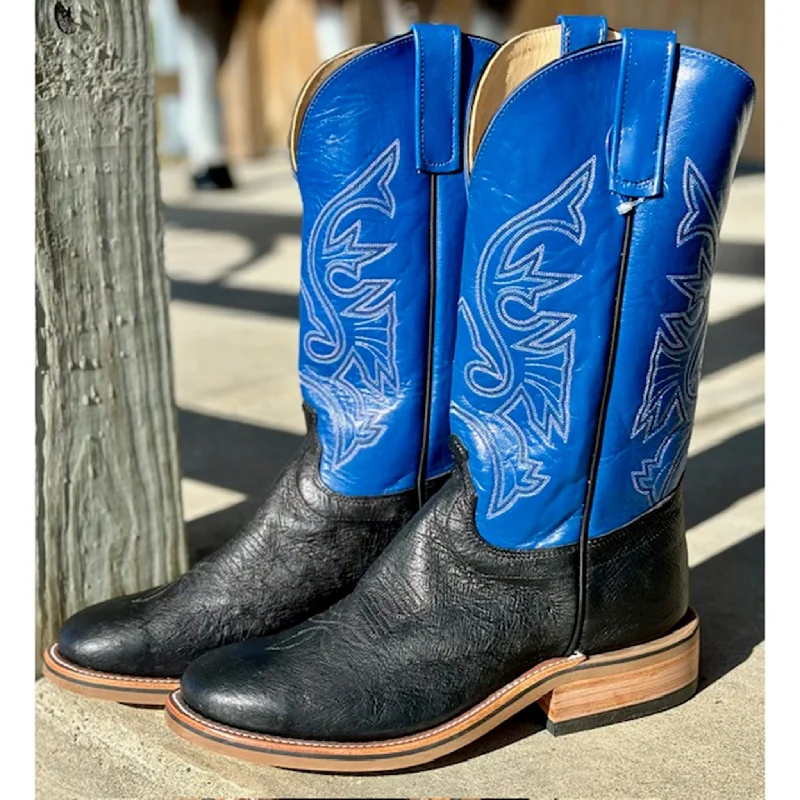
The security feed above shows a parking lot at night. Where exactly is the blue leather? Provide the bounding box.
[412,23,463,174]
[427,37,499,479]
[557,14,608,55]
[591,46,755,536]
[452,36,754,548]
[610,29,677,198]
[296,31,497,496]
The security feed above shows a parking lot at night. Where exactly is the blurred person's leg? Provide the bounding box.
[315,0,412,60]
[473,0,515,42]
[381,0,412,38]
[315,0,354,61]
[177,0,240,190]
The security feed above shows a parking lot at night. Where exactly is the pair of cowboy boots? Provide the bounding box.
[44,15,755,773]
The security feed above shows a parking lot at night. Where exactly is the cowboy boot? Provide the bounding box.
[166,23,755,771]
[42,23,498,706]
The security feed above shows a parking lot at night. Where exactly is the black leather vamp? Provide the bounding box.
[180,442,688,741]
[580,486,689,654]
[58,406,442,677]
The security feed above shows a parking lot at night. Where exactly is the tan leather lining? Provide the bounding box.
[289,44,372,171]
[467,26,621,172]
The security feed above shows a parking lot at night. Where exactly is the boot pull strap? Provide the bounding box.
[557,15,608,55]
[412,23,463,174]
[610,28,677,199]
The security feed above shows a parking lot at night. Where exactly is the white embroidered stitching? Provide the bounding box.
[631,158,720,502]
[454,157,595,517]
[300,140,401,468]
[631,429,690,504]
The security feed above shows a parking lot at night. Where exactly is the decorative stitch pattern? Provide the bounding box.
[300,140,401,469]
[453,157,595,518]
[631,158,720,502]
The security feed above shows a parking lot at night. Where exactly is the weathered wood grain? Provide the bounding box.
[35,0,187,673]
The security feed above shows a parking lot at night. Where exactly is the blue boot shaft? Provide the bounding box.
[452,27,755,548]
[293,26,497,498]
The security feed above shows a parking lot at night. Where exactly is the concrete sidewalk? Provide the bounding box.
[35,155,765,799]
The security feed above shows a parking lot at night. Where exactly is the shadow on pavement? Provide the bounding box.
[684,423,764,529]
[164,203,302,321]
[691,529,764,691]
[163,204,301,278]
[179,408,301,497]
[716,240,764,277]
[170,279,299,319]
[178,408,302,564]
[703,303,764,378]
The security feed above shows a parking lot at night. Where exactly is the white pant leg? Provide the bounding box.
[177,11,226,171]
[315,2,354,61]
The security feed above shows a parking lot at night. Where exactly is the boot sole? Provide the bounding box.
[164,608,699,772]
[42,644,179,706]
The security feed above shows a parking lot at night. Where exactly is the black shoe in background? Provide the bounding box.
[191,164,235,191]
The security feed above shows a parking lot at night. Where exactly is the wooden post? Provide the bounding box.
[35,0,187,673]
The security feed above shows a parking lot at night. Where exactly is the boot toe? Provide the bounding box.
[57,591,154,675]
[181,643,297,735]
